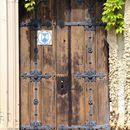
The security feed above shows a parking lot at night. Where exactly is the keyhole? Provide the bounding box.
[61,80,64,89]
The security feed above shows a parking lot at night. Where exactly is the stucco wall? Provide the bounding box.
[108,0,130,129]
[124,0,130,128]
[0,0,19,129]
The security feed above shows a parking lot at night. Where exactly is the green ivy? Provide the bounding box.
[24,0,35,11]
[102,0,125,33]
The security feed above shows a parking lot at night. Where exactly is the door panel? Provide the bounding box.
[71,0,85,124]
[56,0,69,127]
[20,0,109,128]
[20,27,31,124]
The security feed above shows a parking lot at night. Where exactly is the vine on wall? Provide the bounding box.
[102,0,125,33]
[24,0,35,11]
[24,0,125,33]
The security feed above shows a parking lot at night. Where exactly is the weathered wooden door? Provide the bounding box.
[20,0,109,129]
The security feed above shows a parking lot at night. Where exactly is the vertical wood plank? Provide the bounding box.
[20,27,31,125]
[71,0,85,125]
[56,0,69,127]
[95,2,109,124]
[41,0,56,127]
[96,28,109,124]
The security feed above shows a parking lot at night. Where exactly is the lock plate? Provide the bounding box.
[57,76,69,95]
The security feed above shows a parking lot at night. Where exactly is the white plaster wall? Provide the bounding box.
[0,0,19,129]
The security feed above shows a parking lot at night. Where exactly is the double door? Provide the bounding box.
[20,0,109,129]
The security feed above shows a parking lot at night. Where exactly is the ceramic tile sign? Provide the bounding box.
[37,30,52,46]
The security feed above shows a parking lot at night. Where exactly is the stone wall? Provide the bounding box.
[108,0,130,129]
[124,0,130,128]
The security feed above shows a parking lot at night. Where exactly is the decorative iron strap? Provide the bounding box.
[20,19,52,29]
[58,19,106,29]
[21,123,52,130]
[58,20,109,130]
[75,24,109,130]
[21,70,51,82]
[20,0,110,130]
[59,123,110,130]
[21,0,52,129]
[57,2,110,130]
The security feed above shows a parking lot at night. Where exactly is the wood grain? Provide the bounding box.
[56,0,69,127]
[71,0,85,125]
[20,27,31,124]
[20,0,109,128]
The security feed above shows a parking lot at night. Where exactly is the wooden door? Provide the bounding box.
[20,0,109,129]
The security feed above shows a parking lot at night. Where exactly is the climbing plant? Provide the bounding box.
[102,0,125,33]
[24,0,35,11]
[23,0,125,33]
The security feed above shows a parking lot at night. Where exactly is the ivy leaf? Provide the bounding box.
[102,0,125,33]
[24,0,35,11]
